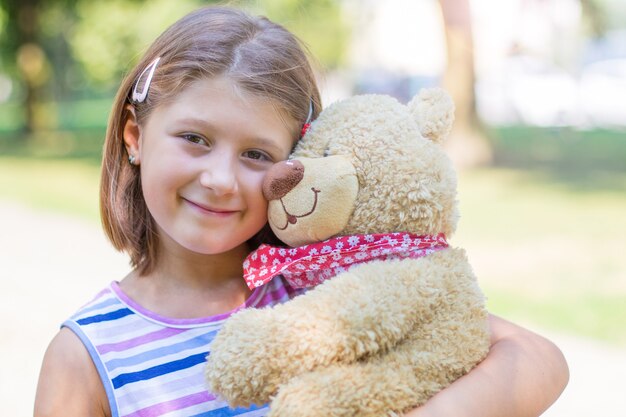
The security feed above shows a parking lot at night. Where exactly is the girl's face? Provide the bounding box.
[128,76,296,256]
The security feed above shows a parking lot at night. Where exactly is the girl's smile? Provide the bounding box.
[181,197,240,217]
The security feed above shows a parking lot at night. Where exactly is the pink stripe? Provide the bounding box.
[110,281,266,325]
[257,283,289,307]
[97,327,189,354]
[123,391,214,417]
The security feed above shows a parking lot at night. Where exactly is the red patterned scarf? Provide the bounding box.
[244,233,448,289]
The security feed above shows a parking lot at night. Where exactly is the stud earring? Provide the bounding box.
[128,155,137,165]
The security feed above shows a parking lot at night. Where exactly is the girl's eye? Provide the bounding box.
[243,150,271,162]
[181,134,207,145]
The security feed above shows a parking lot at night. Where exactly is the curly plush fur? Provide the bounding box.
[205,88,490,416]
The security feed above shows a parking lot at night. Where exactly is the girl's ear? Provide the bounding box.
[123,104,142,164]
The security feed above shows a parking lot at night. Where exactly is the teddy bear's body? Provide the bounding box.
[205,90,490,417]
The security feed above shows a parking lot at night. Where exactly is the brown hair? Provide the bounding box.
[100,6,321,274]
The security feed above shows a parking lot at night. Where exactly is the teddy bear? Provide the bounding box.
[205,88,490,417]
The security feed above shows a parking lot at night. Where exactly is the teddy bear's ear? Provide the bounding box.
[407,88,455,144]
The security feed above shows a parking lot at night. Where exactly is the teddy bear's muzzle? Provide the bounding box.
[262,159,305,201]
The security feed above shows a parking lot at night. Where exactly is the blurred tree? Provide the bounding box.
[0,0,62,132]
[580,0,608,36]
[438,0,492,169]
[0,0,100,132]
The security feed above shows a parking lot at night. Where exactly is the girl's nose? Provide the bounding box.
[199,157,238,195]
[262,160,304,201]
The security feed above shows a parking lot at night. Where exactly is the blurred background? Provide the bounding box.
[0,0,624,416]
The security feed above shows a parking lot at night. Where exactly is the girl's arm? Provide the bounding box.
[405,314,569,417]
[34,328,109,417]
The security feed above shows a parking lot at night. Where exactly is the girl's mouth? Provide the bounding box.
[183,198,238,217]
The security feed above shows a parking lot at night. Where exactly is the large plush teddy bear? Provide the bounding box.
[205,89,490,417]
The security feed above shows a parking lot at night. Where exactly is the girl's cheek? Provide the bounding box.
[246,167,271,186]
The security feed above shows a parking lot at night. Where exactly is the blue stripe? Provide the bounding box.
[77,308,134,325]
[189,403,267,417]
[112,352,207,388]
[106,332,216,371]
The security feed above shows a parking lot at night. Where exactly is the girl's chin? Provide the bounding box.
[158,224,262,256]
[179,240,250,257]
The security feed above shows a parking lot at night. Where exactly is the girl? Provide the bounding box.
[34,6,568,417]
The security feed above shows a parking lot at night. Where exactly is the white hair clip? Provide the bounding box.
[131,57,161,103]
[305,100,314,124]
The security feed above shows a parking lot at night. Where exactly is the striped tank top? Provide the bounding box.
[63,276,298,417]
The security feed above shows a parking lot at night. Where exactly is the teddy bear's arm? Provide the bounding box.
[206,254,463,407]
[267,307,490,417]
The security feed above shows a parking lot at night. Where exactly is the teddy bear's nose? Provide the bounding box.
[263,160,304,201]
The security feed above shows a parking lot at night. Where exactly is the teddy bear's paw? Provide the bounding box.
[205,309,283,405]
[205,349,270,407]
[268,373,345,417]
[267,363,414,417]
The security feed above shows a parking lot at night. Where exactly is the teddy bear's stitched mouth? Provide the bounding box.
[275,187,321,230]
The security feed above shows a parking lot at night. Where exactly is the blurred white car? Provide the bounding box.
[476,55,580,127]
[578,58,626,127]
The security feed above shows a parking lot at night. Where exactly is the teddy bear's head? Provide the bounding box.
[262,88,458,247]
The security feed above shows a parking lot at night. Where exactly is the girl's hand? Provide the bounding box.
[403,314,569,417]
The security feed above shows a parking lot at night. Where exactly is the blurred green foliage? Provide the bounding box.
[489,126,626,191]
[487,288,626,346]
[243,0,349,69]
[66,0,348,88]
[70,0,200,86]
[0,0,349,133]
